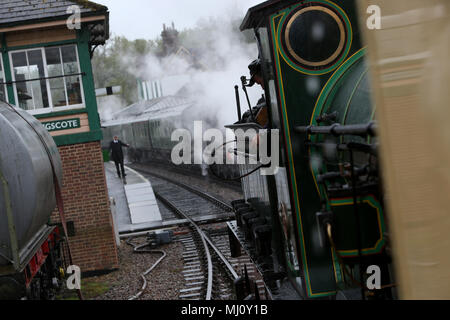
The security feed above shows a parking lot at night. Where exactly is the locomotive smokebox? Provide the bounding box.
[0,102,62,268]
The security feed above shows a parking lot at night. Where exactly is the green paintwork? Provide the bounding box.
[309,48,387,258]
[76,29,103,140]
[53,129,103,147]
[102,150,110,162]
[275,0,353,76]
[1,34,15,106]
[311,48,369,127]
[34,108,88,119]
[330,196,386,257]
[269,0,365,298]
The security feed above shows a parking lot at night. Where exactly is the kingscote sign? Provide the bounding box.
[43,118,81,132]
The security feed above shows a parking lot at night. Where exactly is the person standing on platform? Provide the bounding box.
[109,136,130,178]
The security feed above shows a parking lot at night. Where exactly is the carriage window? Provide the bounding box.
[10,45,84,114]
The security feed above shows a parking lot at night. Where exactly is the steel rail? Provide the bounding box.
[134,166,240,296]
[155,192,214,300]
[132,166,233,212]
[203,232,239,281]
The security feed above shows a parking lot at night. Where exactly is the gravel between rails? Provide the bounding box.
[91,237,185,300]
[84,163,242,300]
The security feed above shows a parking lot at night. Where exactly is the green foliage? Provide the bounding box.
[91,17,256,107]
[92,35,159,105]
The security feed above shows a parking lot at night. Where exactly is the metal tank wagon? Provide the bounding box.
[0,102,67,300]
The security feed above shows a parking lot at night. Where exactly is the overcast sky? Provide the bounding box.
[93,0,262,40]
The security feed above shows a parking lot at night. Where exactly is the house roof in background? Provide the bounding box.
[0,0,107,26]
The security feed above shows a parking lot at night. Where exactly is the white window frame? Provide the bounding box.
[9,44,86,115]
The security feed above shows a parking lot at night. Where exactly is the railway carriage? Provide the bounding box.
[102,96,243,179]
[102,96,196,164]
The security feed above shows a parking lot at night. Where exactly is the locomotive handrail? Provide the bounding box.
[225,123,264,131]
[294,122,377,137]
[305,141,378,155]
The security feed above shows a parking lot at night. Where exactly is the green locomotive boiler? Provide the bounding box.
[227,0,392,300]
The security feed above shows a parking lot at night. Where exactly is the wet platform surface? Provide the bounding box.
[104,162,162,234]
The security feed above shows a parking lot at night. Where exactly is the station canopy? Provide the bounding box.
[102,95,194,127]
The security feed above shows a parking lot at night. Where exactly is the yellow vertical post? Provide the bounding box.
[358,0,450,299]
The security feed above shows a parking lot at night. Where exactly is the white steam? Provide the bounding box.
[128,14,264,130]
[98,95,125,122]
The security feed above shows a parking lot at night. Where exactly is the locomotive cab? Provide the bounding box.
[227,0,394,300]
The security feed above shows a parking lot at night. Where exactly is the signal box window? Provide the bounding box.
[10,45,84,114]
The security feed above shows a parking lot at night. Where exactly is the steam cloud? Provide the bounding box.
[98,95,126,122]
[121,10,264,130]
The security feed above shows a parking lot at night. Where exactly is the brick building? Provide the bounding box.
[0,0,118,272]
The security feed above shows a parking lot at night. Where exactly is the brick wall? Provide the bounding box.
[51,141,119,272]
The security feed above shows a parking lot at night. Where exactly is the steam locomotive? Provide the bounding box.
[225,0,392,300]
[0,102,68,300]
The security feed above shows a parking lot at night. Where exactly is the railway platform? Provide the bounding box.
[104,162,163,235]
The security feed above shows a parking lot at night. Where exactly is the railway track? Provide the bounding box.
[136,168,235,228]
[155,192,238,300]
[138,167,234,212]
[127,167,268,300]
[131,161,243,193]
[118,167,236,237]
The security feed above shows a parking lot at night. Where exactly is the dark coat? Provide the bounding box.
[109,140,128,162]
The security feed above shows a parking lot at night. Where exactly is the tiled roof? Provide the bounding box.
[0,0,107,25]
